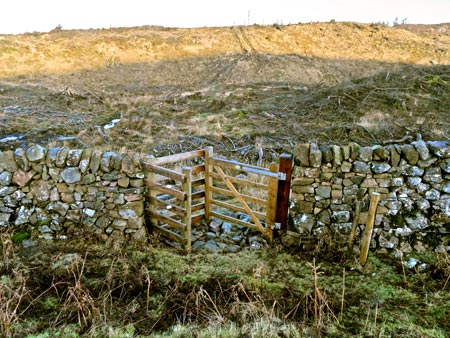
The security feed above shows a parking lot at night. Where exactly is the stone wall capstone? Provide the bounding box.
[290,139,450,253]
[0,145,147,241]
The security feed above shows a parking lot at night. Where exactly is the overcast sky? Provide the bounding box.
[1,0,449,34]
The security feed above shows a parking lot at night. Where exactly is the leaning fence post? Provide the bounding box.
[182,166,192,253]
[204,146,213,223]
[276,153,293,231]
[360,192,381,266]
[145,158,158,230]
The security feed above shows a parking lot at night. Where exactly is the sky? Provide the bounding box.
[0,0,449,35]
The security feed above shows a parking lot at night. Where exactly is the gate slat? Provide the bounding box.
[209,172,268,190]
[145,180,186,200]
[153,224,186,243]
[211,186,268,206]
[211,198,266,219]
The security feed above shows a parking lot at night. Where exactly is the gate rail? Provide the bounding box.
[143,147,292,251]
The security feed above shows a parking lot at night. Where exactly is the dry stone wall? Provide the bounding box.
[0,145,147,241]
[290,139,450,253]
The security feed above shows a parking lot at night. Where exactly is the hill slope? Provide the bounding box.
[0,22,449,157]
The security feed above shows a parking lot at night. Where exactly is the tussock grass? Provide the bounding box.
[0,232,449,337]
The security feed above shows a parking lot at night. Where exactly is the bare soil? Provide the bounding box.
[0,22,449,160]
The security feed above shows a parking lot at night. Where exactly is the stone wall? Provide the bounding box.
[0,145,147,241]
[290,139,450,253]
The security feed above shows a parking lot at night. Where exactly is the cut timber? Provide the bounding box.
[210,211,258,231]
[144,180,186,200]
[211,186,267,206]
[150,150,205,166]
[142,163,186,181]
[211,198,266,219]
[153,224,186,243]
[266,162,279,228]
[210,171,268,190]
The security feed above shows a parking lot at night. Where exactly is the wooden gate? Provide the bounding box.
[143,147,292,251]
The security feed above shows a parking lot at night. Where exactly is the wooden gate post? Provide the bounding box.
[182,167,193,253]
[204,146,213,223]
[276,154,293,231]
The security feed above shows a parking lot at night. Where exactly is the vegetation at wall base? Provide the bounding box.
[1,232,449,337]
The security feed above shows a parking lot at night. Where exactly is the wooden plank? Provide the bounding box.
[191,164,205,174]
[182,167,192,253]
[276,154,293,231]
[192,203,205,213]
[210,211,258,231]
[214,166,272,240]
[145,158,159,228]
[192,190,205,201]
[150,150,205,166]
[153,224,186,243]
[150,210,186,230]
[148,196,186,217]
[210,172,268,190]
[204,146,213,222]
[210,157,281,178]
[266,162,279,229]
[192,178,205,187]
[144,180,186,200]
[210,157,270,172]
[143,163,185,181]
[211,186,268,206]
[211,198,266,219]
[360,192,381,266]
[348,189,365,251]
[191,213,205,224]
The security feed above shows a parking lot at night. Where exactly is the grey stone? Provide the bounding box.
[395,227,413,237]
[61,167,81,184]
[416,198,430,210]
[15,206,35,225]
[81,173,96,185]
[14,148,29,170]
[30,180,51,202]
[118,208,137,219]
[0,172,12,186]
[349,142,361,160]
[100,152,116,172]
[315,185,331,199]
[388,145,401,167]
[425,189,440,200]
[46,202,69,216]
[405,212,429,230]
[295,143,310,166]
[428,141,450,158]
[358,147,373,161]
[332,210,351,223]
[402,144,419,165]
[204,240,222,252]
[423,167,442,183]
[412,139,430,160]
[309,143,322,167]
[319,145,333,163]
[406,176,421,187]
[379,234,399,248]
[0,150,18,172]
[26,144,47,162]
[79,148,92,173]
[353,161,371,173]
[293,213,316,233]
[67,149,83,166]
[332,145,342,166]
[372,145,389,160]
[443,181,450,194]
[441,159,450,173]
[12,169,36,187]
[55,147,69,168]
[404,165,424,176]
[0,213,11,226]
[317,209,331,225]
[371,162,391,174]
[46,147,60,167]
[90,149,103,173]
[416,183,430,194]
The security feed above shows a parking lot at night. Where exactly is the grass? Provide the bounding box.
[1,230,449,337]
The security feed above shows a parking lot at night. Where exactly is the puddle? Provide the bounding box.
[3,105,34,114]
[0,134,24,143]
[103,118,121,130]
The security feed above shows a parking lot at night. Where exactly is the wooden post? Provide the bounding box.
[204,146,213,222]
[146,158,158,229]
[348,188,366,251]
[182,167,192,253]
[360,192,381,266]
[266,162,279,229]
[276,153,293,231]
